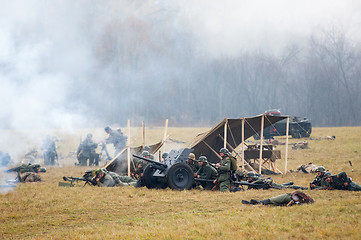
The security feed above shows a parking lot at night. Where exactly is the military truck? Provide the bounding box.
[254,110,312,139]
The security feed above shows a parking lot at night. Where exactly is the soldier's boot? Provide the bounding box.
[260,199,271,205]
[242,200,251,204]
[250,199,262,205]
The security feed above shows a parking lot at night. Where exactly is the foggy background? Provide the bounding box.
[1,0,361,130]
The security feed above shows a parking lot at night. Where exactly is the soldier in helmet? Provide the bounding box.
[242,191,314,206]
[7,163,46,183]
[142,145,155,160]
[245,171,307,190]
[310,166,328,189]
[161,152,168,162]
[104,126,127,155]
[195,156,217,190]
[76,133,99,166]
[94,168,116,187]
[187,153,200,173]
[316,172,361,191]
[133,151,150,179]
[214,148,232,192]
[40,135,58,166]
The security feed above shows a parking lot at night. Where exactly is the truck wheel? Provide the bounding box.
[167,163,194,190]
[143,164,167,189]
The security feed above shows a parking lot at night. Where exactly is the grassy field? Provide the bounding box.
[1,126,361,239]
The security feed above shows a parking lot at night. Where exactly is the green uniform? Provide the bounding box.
[218,156,231,192]
[310,173,326,189]
[77,138,99,166]
[331,172,361,191]
[97,173,116,187]
[196,164,217,190]
[188,161,200,173]
[269,193,293,205]
[108,171,136,186]
[8,163,41,173]
[21,172,42,183]
[248,176,306,190]
[346,181,361,191]
[40,137,57,166]
[105,130,127,154]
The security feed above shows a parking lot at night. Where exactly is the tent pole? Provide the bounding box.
[161,119,168,161]
[259,114,264,174]
[142,121,145,147]
[241,118,245,171]
[217,134,257,173]
[224,119,227,149]
[127,120,131,177]
[284,116,290,174]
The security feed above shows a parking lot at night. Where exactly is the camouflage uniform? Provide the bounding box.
[8,163,42,173]
[218,156,231,192]
[21,172,42,182]
[196,163,217,190]
[77,135,99,166]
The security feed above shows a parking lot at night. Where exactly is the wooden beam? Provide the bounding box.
[224,118,227,149]
[284,116,290,174]
[241,118,245,171]
[202,140,222,160]
[217,134,257,173]
[142,121,145,147]
[259,114,264,174]
[127,120,131,176]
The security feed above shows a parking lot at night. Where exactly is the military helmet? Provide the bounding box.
[246,171,257,178]
[142,151,150,157]
[198,156,208,163]
[86,133,93,138]
[39,167,46,173]
[219,148,229,155]
[162,152,168,158]
[315,166,326,173]
[188,153,196,161]
[143,145,151,151]
[323,172,332,178]
[104,126,111,133]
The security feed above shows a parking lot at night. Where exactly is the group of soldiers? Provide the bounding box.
[309,166,361,191]
[76,126,127,166]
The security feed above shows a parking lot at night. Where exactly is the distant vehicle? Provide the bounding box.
[254,109,312,139]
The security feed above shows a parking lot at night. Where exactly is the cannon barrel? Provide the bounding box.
[132,154,168,169]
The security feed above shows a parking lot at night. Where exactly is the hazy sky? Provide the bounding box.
[0,0,360,130]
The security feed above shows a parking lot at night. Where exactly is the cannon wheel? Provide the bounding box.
[143,164,167,189]
[167,163,194,190]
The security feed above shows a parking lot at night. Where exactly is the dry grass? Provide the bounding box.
[1,127,361,239]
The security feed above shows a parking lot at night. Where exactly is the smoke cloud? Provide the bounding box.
[0,0,360,130]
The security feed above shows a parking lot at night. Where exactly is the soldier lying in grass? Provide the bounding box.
[314,172,361,191]
[242,191,314,206]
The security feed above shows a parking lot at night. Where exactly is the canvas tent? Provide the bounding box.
[104,141,165,174]
[189,114,289,173]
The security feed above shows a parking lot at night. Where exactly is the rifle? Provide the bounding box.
[194,178,216,183]
[62,176,97,186]
[233,181,271,190]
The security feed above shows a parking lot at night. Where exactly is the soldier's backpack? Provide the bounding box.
[229,155,238,171]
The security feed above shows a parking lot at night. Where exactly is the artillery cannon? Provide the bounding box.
[133,148,194,190]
